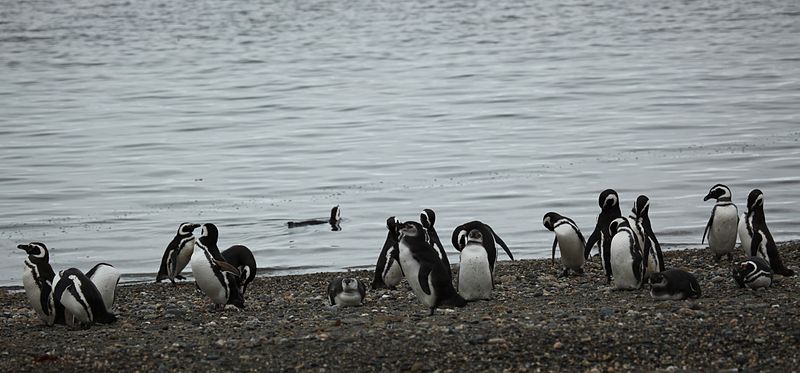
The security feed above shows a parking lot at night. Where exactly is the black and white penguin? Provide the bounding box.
[397,220,466,315]
[52,268,117,328]
[191,223,245,310]
[702,184,739,261]
[17,242,63,325]
[451,221,514,301]
[738,190,758,256]
[86,263,121,311]
[287,205,341,231]
[584,189,623,284]
[156,222,200,284]
[543,212,586,277]
[221,244,257,297]
[371,216,404,290]
[327,277,367,307]
[744,190,795,277]
[421,208,451,279]
[609,217,644,290]
[629,195,665,278]
[732,256,772,290]
[648,269,701,300]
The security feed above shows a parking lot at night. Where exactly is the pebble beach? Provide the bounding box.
[2,244,798,372]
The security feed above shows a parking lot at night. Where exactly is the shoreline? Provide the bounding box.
[2,244,798,372]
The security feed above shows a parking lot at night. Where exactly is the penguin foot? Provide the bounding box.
[175,275,187,280]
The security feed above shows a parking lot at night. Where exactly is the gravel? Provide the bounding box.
[2,243,798,372]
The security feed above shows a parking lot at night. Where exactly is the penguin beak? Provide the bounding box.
[16,244,28,251]
[703,193,712,201]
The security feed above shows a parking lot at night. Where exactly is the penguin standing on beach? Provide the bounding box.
[648,269,701,300]
[609,217,645,290]
[421,209,451,279]
[327,277,367,307]
[372,216,404,290]
[585,189,623,284]
[451,220,514,301]
[52,268,117,328]
[732,257,773,290]
[629,195,665,278]
[156,222,200,284]
[397,220,466,315]
[17,242,63,325]
[744,190,795,277]
[221,245,257,297]
[86,263,121,311]
[543,212,586,277]
[191,223,245,310]
[702,184,739,261]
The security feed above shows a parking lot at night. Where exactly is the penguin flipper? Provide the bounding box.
[213,259,241,277]
[750,232,762,258]
[491,229,514,261]
[418,264,432,296]
[585,229,600,259]
[551,237,558,265]
[702,213,713,245]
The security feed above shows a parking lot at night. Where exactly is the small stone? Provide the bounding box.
[469,335,488,345]
[553,341,563,349]
[488,338,507,345]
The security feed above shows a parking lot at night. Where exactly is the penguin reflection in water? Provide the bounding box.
[397,221,466,315]
[191,223,245,310]
[543,212,586,277]
[287,205,342,231]
[451,221,514,301]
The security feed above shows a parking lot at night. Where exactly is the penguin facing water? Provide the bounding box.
[451,220,514,301]
[543,212,586,277]
[156,222,200,284]
[702,184,739,261]
[191,223,245,310]
[585,189,622,284]
[372,216,404,290]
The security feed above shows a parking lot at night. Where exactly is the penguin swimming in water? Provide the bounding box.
[371,216,404,290]
[421,208,451,280]
[221,244,257,297]
[585,189,623,284]
[52,268,117,328]
[744,190,795,277]
[702,184,739,261]
[156,222,200,284]
[648,269,701,300]
[191,223,245,310]
[732,256,772,290]
[287,205,341,231]
[86,263,121,311]
[17,242,63,325]
[543,212,586,277]
[397,220,466,315]
[629,195,665,279]
[327,277,367,307]
[609,217,644,290]
[451,220,514,301]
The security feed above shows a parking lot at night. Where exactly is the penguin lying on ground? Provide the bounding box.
[327,277,366,307]
[52,268,117,328]
[648,269,701,300]
[732,256,772,290]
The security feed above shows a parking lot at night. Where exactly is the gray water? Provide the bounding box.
[1,0,799,287]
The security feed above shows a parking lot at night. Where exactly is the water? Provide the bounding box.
[1,0,798,287]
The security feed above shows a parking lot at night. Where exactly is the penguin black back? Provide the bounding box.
[371,216,402,289]
[451,220,513,267]
[221,244,257,296]
[53,268,117,325]
[156,222,199,283]
[747,190,795,276]
[584,189,622,283]
[421,208,451,277]
[631,194,665,273]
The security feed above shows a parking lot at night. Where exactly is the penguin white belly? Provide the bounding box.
[191,250,228,305]
[738,214,752,255]
[709,206,738,255]
[398,245,435,307]
[88,265,121,311]
[21,270,48,322]
[175,240,195,276]
[752,233,770,264]
[58,276,93,323]
[383,259,404,288]
[334,292,363,307]
[610,233,639,290]
[747,276,771,290]
[457,244,493,301]
[554,226,584,270]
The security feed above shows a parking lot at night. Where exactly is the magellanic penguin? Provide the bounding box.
[738,190,757,256]
[543,212,586,277]
[421,208,451,280]
[648,269,701,300]
[609,217,644,290]
[156,222,200,284]
[451,220,514,301]
[629,195,665,279]
[397,221,466,315]
[371,216,404,290]
[732,256,772,290]
[744,190,795,277]
[86,263,121,311]
[221,244,257,297]
[287,205,342,231]
[327,277,367,307]
[702,184,739,261]
[17,242,63,326]
[191,223,245,310]
[52,268,117,328]
[585,189,623,284]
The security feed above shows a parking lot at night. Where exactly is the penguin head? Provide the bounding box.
[648,272,667,287]
[542,212,563,231]
[599,189,619,210]
[17,242,50,262]
[455,230,468,250]
[398,221,424,238]
[631,195,650,217]
[229,290,245,309]
[329,205,341,222]
[341,277,361,292]
[467,228,483,243]
[420,209,436,228]
[747,189,764,210]
[704,184,731,202]
[177,222,200,236]
[199,223,219,244]
[609,217,628,234]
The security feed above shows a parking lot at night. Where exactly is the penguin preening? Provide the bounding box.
[451,221,514,301]
[371,216,404,290]
[421,208,451,280]
[630,195,665,279]
[156,222,200,284]
[221,245,257,297]
[702,184,739,261]
[585,189,622,284]
[543,212,586,277]
[191,223,245,310]
[52,268,117,328]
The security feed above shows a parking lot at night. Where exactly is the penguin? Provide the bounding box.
[451,222,496,301]
[648,269,701,300]
[191,223,245,310]
[629,195,665,278]
[738,190,757,256]
[52,268,117,328]
[584,189,623,284]
[85,263,121,311]
[327,277,367,307]
[732,257,772,290]
[17,242,63,325]
[702,184,739,261]
[745,190,795,277]
[421,208,451,279]
[156,222,200,284]
[609,217,644,290]
[287,205,341,231]
[543,212,586,277]
[221,244,257,297]
[397,220,466,315]
[371,216,404,290]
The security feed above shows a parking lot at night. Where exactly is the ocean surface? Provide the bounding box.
[1,0,799,287]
